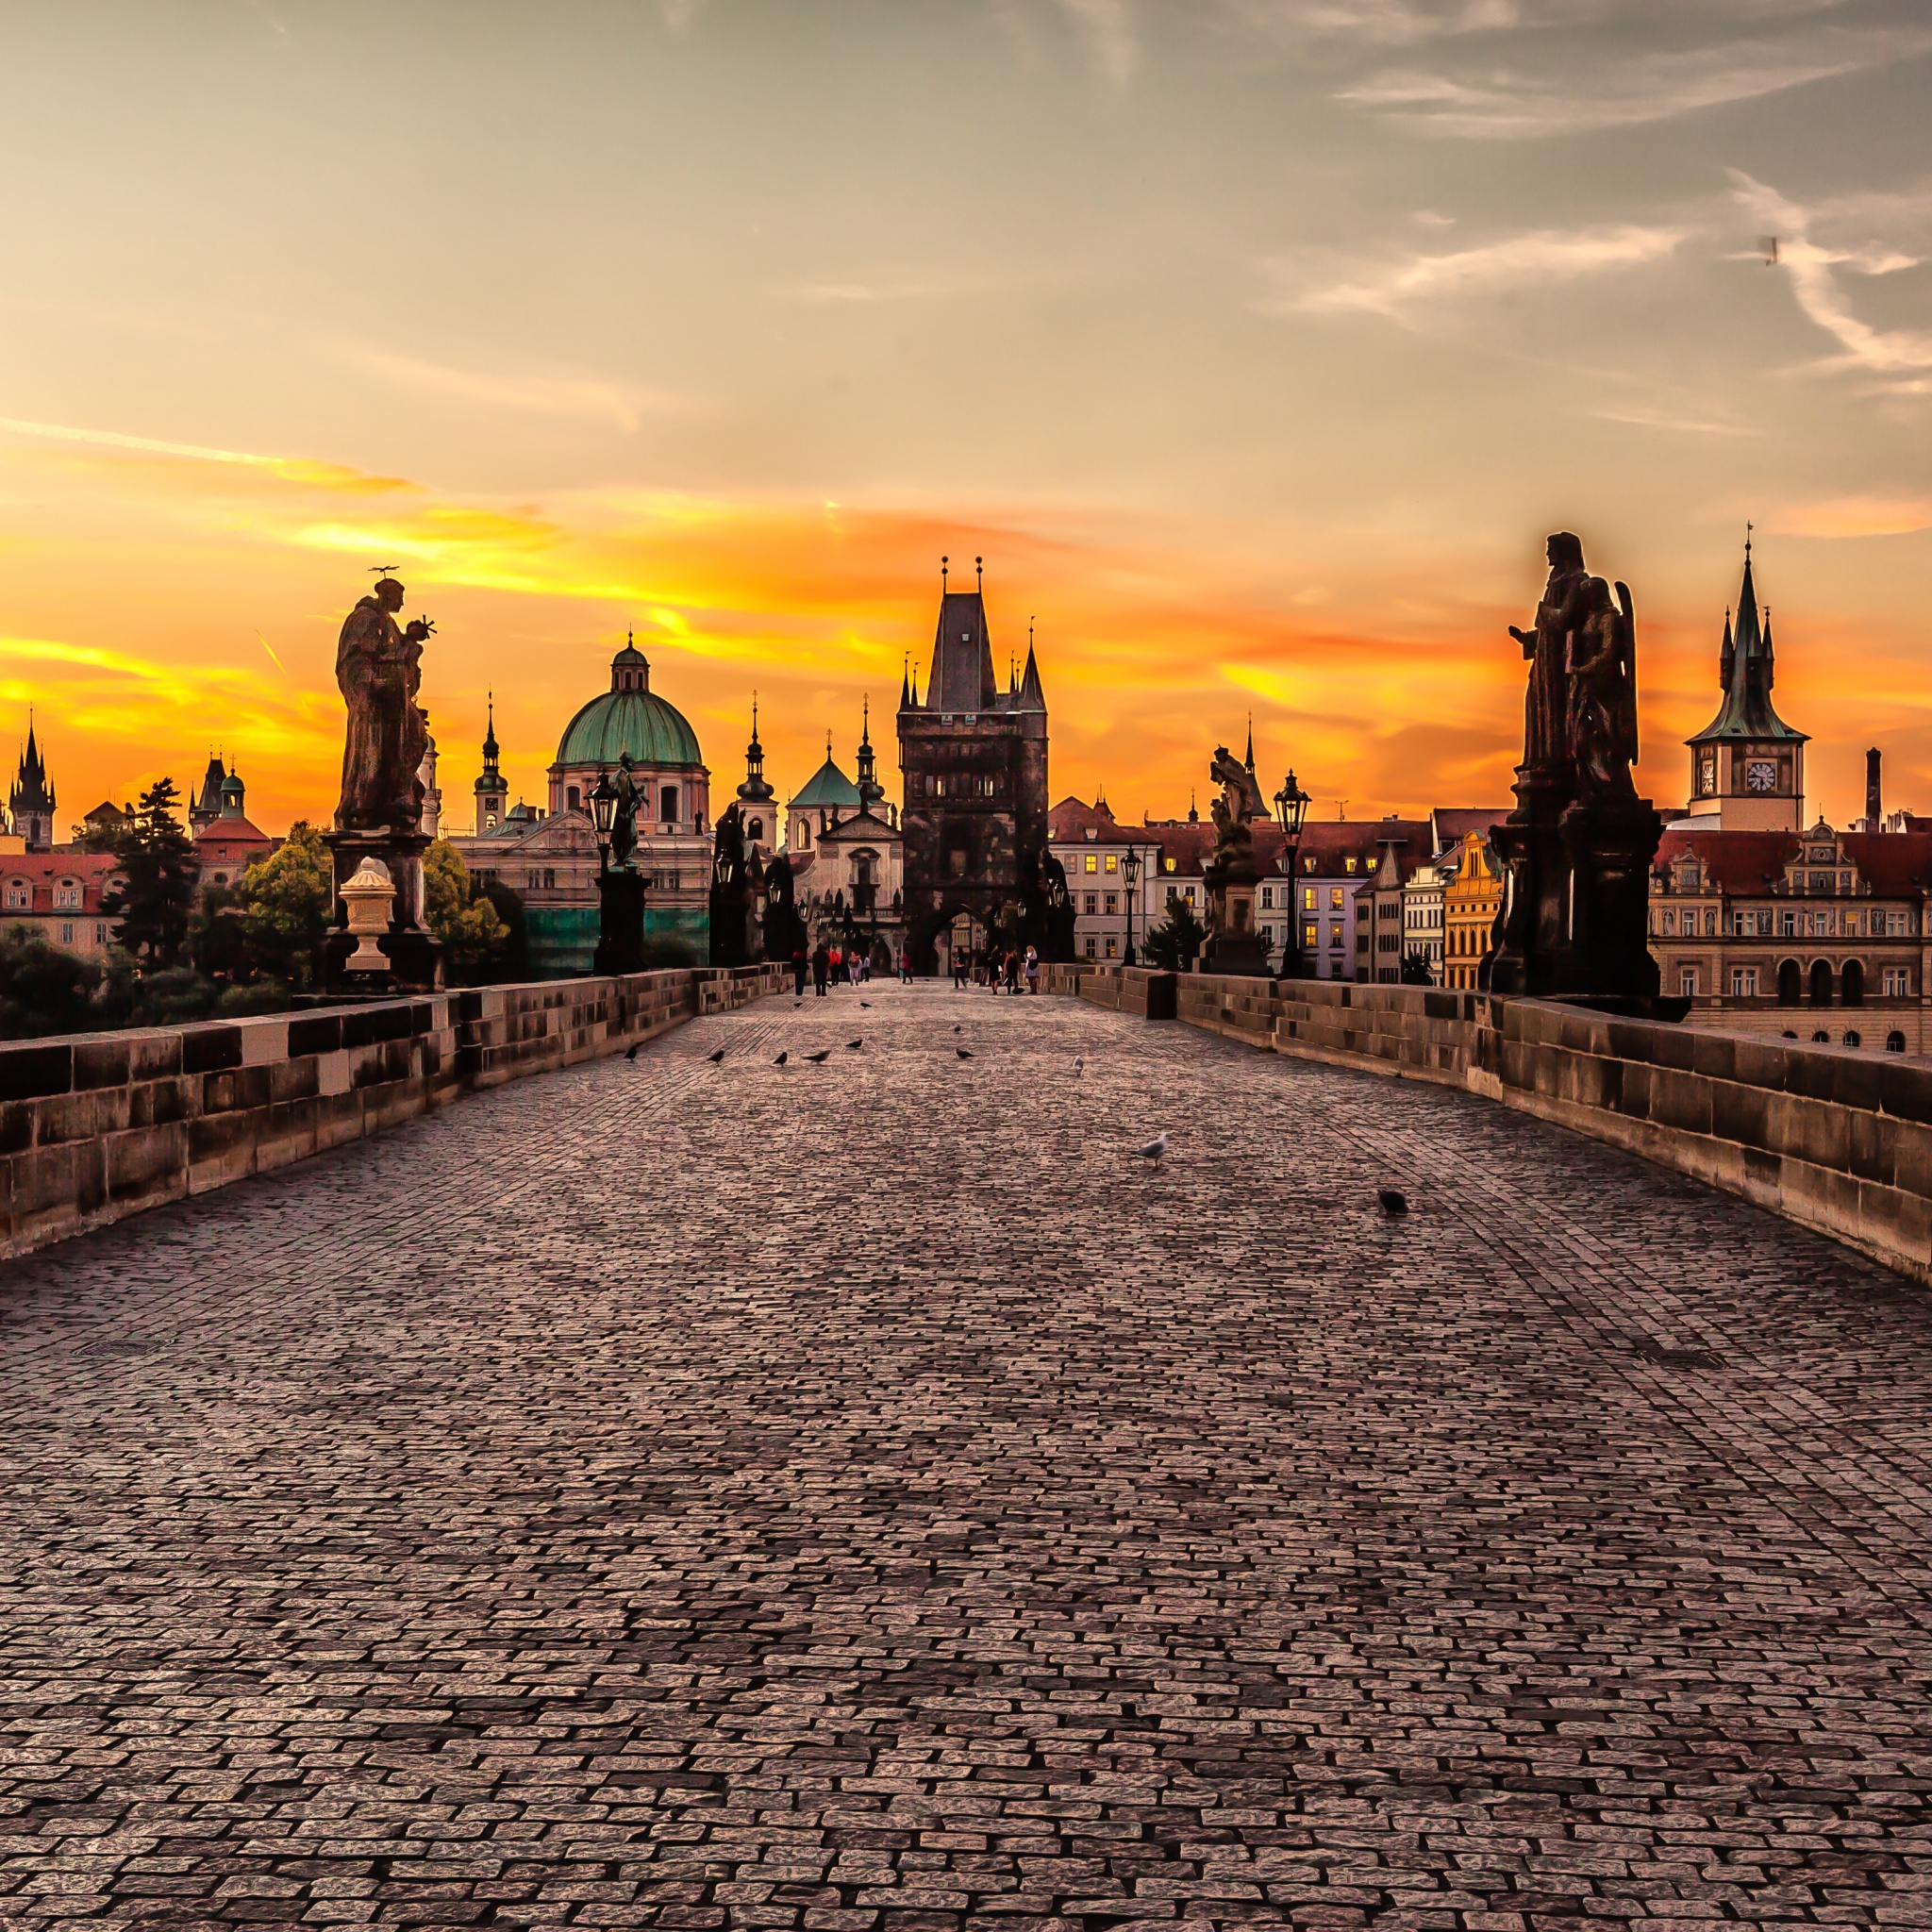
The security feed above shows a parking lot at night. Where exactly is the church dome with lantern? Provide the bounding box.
[547,639,710,829]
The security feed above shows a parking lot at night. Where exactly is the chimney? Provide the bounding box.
[1867,747,1882,829]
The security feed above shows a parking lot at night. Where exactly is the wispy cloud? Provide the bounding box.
[0,416,413,492]
[334,345,702,431]
[1776,495,1932,538]
[1337,16,1932,137]
[1267,221,1690,321]
[1729,171,1932,386]
[778,281,940,304]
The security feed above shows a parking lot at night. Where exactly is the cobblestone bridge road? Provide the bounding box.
[6,984,1932,1930]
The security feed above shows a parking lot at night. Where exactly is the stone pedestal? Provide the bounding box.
[1485,771,1662,1002]
[323,829,443,993]
[595,868,648,976]
[1200,857,1272,978]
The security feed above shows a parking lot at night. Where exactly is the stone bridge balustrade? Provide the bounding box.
[1054,964,1932,1285]
[0,963,788,1257]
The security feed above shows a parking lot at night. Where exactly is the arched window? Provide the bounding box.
[748,817,762,841]
[1809,958,1834,1007]
[1843,1029,1862,1049]
[1782,1029,1798,1041]
[1888,1031,1907,1053]
[1777,959,1801,1006]
[1812,1029,1830,1043]
[1841,959,1864,1007]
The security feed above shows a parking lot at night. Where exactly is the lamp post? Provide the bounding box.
[1272,768,1311,980]
[589,768,617,875]
[1122,845,1141,967]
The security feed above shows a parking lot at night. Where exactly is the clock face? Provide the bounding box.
[1746,759,1777,794]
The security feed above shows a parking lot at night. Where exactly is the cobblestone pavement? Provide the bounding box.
[5,982,1932,1930]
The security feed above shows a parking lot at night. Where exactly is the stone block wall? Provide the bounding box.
[0,963,787,1258]
[1122,972,1932,1287]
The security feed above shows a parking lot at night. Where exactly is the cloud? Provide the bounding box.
[779,281,939,304]
[334,345,702,431]
[1269,221,1690,321]
[1057,0,1141,86]
[1775,496,1932,538]
[0,416,413,492]
[1729,172,1932,385]
[1336,16,1932,137]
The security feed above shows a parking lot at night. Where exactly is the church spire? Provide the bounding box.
[1244,714,1256,773]
[482,691,499,764]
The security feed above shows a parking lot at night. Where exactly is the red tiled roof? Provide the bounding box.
[194,815,272,848]
[1431,807,1511,844]
[1654,829,1796,891]
[0,851,121,916]
[1841,832,1932,896]
[1048,797,1122,840]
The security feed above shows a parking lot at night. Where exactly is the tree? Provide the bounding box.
[240,821,334,989]
[0,924,101,1039]
[1400,947,1436,986]
[475,877,529,981]
[425,839,510,984]
[103,777,199,970]
[1141,892,1207,972]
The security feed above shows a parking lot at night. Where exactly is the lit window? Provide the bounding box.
[1183,887,1196,905]
[1105,854,1118,873]
[1302,887,1315,910]
[1329,887,1343,909]
[1085,855,1097,874]
[1162,857,1175,873]
[1303,922,1317,949]
[1344,858,1357,874]
[1105,936,1117,958]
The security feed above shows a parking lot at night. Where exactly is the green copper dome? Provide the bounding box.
[555,643,703,768]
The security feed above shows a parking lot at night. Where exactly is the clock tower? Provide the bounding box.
[1681,536,1806,832]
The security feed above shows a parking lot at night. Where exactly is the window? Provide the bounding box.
[1344,858,1357,874]
[1844,1030,1862,1049]
[1730,968,1758,998]
[1260,887,1274,908]
[1813,1030,1830,1043]
[567,786,581,809]
[1085,855,1097,874]
[1105,936,1117,958]
[542,869,556,890]
[95,924,107,943]
[1680,967,1699,996]
[950,849,967,875]
[1085,935,1096,958]
[59,923,74,945]
[1303,922,1317,949]
[1890,911,1912,937]
[1161,857,1176,874]
[1183,887,1196,905]
[661,787,679,824]
[1328,924,1343,949]
[748,818,762,841]
[1105,854,1118,873]
[1779,909,1794,936]
[1302,887,1315,911]
[1888,1032,1907,1053]
[54,880,80,908]
[1104,894,1117,915]
[3,880,25,908]
[1084,893,1097,915]
[1886,968,1911,998]
[1329,888,1343,909]
[1366,856,1378,873]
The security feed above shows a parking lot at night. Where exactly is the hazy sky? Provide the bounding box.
[2,0,1928,832]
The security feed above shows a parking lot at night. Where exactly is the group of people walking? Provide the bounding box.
[951,944,1039,995]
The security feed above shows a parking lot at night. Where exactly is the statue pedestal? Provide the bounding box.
[1485,772,1662,1001]
[323,830,443,993]
[595,868,648,976]
[1200,857,1272,977]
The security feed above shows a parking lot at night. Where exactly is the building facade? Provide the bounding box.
[1442,832,1504,990]
[193,769,274,891]
[897,579,1049,971]
[1048,797,1163,964]
[1,851,121,958]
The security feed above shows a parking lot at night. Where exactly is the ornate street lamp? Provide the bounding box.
[589,768,617,873]
[1272,768,1311,979]
[1122,845,1141,968]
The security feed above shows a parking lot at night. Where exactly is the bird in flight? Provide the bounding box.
[1137,1132,1169,1170]
[805,1048,832,1064]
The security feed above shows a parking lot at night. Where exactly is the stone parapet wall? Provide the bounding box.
[1076,965,1178,1020]
[1126,972,1932,1286]
[0,963,787,1258]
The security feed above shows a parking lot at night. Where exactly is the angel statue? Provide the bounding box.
[1565,576,1640,800]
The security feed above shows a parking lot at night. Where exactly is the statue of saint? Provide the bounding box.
[335,576,433,832]
[1508,533,1590,786]
[1565,576,1640,800]
[610,755,640,871]
[1208,746,1257,867]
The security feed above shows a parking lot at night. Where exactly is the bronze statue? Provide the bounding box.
[610,754,640,871]
[1508,532,1590,782]
[335,575,433,832]
[1565,576,1639,799]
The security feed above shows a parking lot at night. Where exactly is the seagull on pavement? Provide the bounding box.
[1138,1133,1169,1171]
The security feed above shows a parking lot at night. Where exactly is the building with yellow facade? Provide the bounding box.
[1442,831,1503,989]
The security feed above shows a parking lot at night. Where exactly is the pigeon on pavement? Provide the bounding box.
[706,1046,725,1064]
[1138,1132,1169,1170]
[954,1024,962,1033]
[625,1042,641,1061]
[846,1039,862,1050]
[956,1047,974,1059]
[860,1001,872,1008]
[1074,1057,1084,1076]
[1378,1189,1408,1215]
[774,1051,789,1066]
[805,1049,832,1064]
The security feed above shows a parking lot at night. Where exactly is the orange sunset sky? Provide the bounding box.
[3,2,1929,835]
